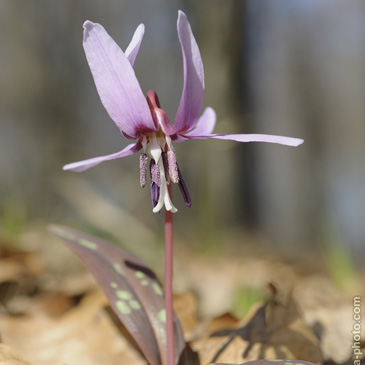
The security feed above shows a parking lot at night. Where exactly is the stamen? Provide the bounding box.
[162,152,170,184]
[177,164,192,207]
[167,150,179,184]
[141,136,148,151]
[150,183,160,211]
[149,159,160,211]
[148,133,177,213]
[139,153,148,188]
[150,160,161,187]
[152,158,178,214]
[165,134,174,151]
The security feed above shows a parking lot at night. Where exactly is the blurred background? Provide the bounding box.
[0,0,364,263]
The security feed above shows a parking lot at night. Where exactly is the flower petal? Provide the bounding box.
[125,24,145,66]
[184,107,216,136]
[63,142,141,172]
[181,133,304,146]
[83,21,157,138]
[173,11,205,134]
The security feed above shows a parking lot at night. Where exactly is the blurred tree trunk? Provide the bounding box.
[184,0,249,244]
[245,0,365,253]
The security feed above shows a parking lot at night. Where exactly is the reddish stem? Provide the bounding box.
[165,183,175,365]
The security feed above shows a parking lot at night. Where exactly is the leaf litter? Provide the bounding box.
[0,227,363,365]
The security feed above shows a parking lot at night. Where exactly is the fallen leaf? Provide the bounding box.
[201,313,240,335]
[27,292,74,318]
[174,292,198,341]
[193,289,323,364]
[0,344,33,365]
[0,289,147,365]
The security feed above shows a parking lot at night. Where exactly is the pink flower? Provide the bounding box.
[64,11,303,213]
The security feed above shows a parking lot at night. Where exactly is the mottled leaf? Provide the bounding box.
[49,224,186,365]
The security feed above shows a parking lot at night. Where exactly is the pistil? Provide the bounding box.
[153,157,177,213]
[148,134,177,214]
[143,91,193,213]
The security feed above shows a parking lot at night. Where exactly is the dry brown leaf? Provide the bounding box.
[193,292,323,364]
[174,292,198,341]
[305,304,365,363]
[0,344,33,365]
[294,275,365,363]
[0,261,24,283]
[0,248,46,315]
[201,313,239,335]
[0,248,45,278]
[0,289,147,365]
[27,292,74,317]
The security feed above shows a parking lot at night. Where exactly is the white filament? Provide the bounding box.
[165,134,174,151]
[149,134,177,213]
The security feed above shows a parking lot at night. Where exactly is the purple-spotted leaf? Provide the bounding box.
[49,225,186,365]
[210,360,316,365]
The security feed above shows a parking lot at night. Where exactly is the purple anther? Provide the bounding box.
[139,153,148,188]
[149,159,160,211]
[167,150,179,184]
[177,164,191,207]
[150,182,160,211]
[162,152,170,184]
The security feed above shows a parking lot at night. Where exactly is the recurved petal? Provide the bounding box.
[83,21,157,138]
[183,133,304,146]
[185,107,216,136]
[63,142,141,172]
[173,11,205,134]
[125,23,145,66]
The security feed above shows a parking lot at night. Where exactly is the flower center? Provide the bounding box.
[138,91,191,213]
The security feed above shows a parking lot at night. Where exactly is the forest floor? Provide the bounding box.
[0,224,364,365]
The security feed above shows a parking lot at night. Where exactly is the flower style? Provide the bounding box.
[63,10,303,213]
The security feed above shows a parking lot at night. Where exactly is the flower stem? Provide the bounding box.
[165,183,175,365]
